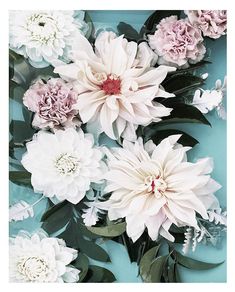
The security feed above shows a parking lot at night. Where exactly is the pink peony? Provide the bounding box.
[23,78,80,130]
[185,10,227,39]
[148,16,206,67]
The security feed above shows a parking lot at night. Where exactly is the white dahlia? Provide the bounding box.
[21,128,104,204]
[54,31,176,141]
[9,231,80,282]
[9,10,88,68]
[100,135,221,242]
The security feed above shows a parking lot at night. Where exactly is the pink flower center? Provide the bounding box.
[100,75,121,95]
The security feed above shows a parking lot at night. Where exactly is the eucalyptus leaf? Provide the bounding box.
[86,265,116,283]
[9,171,32,188]
[72,253,89,282]
[173,251,224,270]
[86,222,126,237]
[150,255,168,282]
[139,245,160,282]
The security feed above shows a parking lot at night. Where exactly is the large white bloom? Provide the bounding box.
[100,135,221,242]
[9,10,88,68]
[54,31,176,141]
[9,231,80,282]
[21,128,104,204]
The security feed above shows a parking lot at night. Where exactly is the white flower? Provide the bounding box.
[54,31,176,141]
[9,10,88,68]
[9,231,80,282]
[9,200,34,222]
[99,135,221,242]
[21,128,104,204]
[191,76,226,119]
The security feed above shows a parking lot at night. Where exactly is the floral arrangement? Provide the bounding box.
[9,10,227,283]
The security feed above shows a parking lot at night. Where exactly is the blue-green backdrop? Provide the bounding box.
[9,10,227,283]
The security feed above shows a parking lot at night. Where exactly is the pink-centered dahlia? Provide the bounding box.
[99,135,221,242]
[185,10,227,39]
[54,31,176,141]
[23,78,80,130]
[148,16,206,67]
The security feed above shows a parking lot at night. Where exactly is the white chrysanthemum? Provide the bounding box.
[54,31,176,141]
[9,10,88,68]
[99,135,221,242]
[9,231,80,282]
[21,128,104,204]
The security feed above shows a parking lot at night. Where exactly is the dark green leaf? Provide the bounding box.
[59,220,111,262]
[139,245,160,282]
[72,253,89,282]
[87,222,126,237]
[174,251,224,270]
[144,128,199,147]
[9,171,32,188]
[175,263,181,282]
[159,102,211,126]
[163,73,204,95]
[86,265,116,283]
[41,200,69,221]
[169,60,211,75]
[117,22,140,41]
[9,83,25,103]
[150,255,168,282]
[9,120,36,143]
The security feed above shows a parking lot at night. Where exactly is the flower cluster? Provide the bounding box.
[9,10,227,283]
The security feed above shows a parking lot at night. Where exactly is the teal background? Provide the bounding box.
[9,10,227,283]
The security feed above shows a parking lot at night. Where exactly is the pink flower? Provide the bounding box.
[185,10,227,39]
[23,78,81,130]
[148,16,206,67]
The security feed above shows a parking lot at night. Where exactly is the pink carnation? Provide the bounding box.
[185,10,227,39]
[23,78,80,130]
[148,16,206,67]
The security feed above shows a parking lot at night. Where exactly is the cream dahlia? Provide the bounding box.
[54,31,176,141]
[9,231,80,282]
[23,78,80,130]
[9,10,88,68]
[21,128,104,204]
[100,135,221,242]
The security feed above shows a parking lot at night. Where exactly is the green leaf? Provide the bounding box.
[86,222,126,237]
[9,83,25,103]
[144,128,199,147]
[174,251,224,270]
[9,120,36,143]
[86,265,116,283]
[41,201,72,234]
[150,255,168,282]
[169,60,211,74]
[139,245,160,282]
[163,73,204,95]
[117,22,140,41]
[72,253,89,282]
[159,102,211,126]
[9,171,32,188]
[59,220,111,262]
